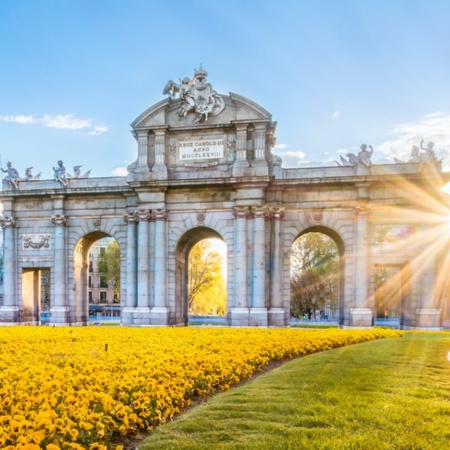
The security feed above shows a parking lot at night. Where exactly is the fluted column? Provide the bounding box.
[137,209,151,308]
[153,209,167,306]
[248,207,268,326]
[251,207,266,308]
[268,207,285,326]
[50,214,69,324]
[151,209,169,325]
[123,212,138,320]
[230,206,250,325]
[0,216,19,322]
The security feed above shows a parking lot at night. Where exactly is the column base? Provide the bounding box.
[340,308,373,329]
[49,306,70,325]
[0,306,20,324]
[149,307,169,326]
[249,307,268,327]
[121,307,135,326]
[268,308,286,327]
[133,307,151,325]
[409,308,442,330]
[230,307,250,326]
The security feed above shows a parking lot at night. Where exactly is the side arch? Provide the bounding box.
[173,226,226,326]
[72,231,123,324]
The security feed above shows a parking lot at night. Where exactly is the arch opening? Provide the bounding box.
[73,232,121,324]
[290,228,343,325]
[175,227,227,326]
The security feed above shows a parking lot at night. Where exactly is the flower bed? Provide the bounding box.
[0,327,402,449]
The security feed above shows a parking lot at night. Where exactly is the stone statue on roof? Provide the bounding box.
[1,161,20,189]
[163,65,225,124]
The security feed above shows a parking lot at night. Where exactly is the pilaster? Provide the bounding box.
[0,216,19,324]
[267,207,285,326]
[249,206,268,326]
[134,131,150,173]
[347,203,373,328]
[150,208,169,325]
[232,125,249,176]
[122,211,138,324]
[231,206,250,325]
[134,209,151,324]
[153,130,168,179]
[50,214,69,324]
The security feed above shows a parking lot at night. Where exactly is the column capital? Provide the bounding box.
[51,215,67,226]
[123,211,138,224]
[268,206,284,220]
[137,209,151,221]
[233,206,250,219]
[0,216,15,228]
[354,203,371,217]
[152,208,168,221]
[251,206,267,218]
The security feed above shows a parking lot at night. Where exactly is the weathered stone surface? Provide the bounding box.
[1,73,449,329]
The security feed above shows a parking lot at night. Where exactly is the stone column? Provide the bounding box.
[0,216,19,323]
[249,207,268,326]
[349,204,373,327]
[135,131,150,172]
[153,130,168,179]
[50,214,69,324]
[122,211,138,324]
[268,207,285,326]
[150,209,169,324]
[231,206,249,325]
[232,125,249,175]
[133,209,151,325]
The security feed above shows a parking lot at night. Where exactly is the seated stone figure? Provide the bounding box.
[53,160,68,187]
[2,161,20,189]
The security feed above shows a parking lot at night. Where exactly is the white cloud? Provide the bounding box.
[0,113,107,135]
[274,143,288,150]
[440,183,450,195]
[378,112,450,169]
[112,167,128,176]
[333,110,340,118]
[273,150,308,167]
[86,126,108,136]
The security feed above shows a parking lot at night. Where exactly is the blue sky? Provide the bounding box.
[1,0,450,179]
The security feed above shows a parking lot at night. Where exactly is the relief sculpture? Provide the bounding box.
[163,65,225,124]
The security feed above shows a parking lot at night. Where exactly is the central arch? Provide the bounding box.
[290,226,345,325]
[174,227,226,326]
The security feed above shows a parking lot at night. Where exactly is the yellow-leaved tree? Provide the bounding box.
[188,239,226,315]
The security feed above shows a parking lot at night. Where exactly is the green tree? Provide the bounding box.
[97,239,120,301]
[188,239,226,315]
[290,233,339,320]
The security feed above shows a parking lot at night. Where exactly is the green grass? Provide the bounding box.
[139,333,450,449]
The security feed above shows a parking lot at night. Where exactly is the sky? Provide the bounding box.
[1,0,450,180]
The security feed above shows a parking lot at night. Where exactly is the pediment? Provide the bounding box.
[131,92,272,132]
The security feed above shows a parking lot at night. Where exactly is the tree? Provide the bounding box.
[188,239,226,315]
[290,233,339,320]
[97,239,120,300]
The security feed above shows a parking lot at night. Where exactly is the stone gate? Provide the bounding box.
[1,67,449,329]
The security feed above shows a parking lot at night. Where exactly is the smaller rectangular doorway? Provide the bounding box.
[22,268,50,324]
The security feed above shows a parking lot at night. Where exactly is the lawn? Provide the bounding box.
[140,332,450,450]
